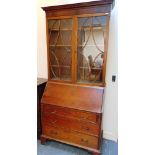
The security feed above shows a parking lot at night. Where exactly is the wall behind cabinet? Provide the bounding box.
[37,0,118,142]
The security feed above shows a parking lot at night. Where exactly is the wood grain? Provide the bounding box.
[41,82,104,113]
[45,5,112,18]
[43,114,100,136]
[102,15,110,85]
[40,1,114,154]
[42,104,100,123]
[42,124,99,149]
[42,0,113,11]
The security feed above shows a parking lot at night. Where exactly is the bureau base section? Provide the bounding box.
[40,134,101,155]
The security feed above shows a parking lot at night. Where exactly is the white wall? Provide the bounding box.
[103,4,118,141]
[37,0,118,142]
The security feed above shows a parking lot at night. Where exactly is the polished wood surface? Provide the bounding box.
[102,15,110,85]
[42,0,113,17]
[41,134,101,154]
[44,1,112,87]
[42,104,100,123]
[42,0,113,11]
[42,125,99,149]
[43,114,99,136]
[41,82,103,153]
[41,0,114,154]
[72,16,77,83]
[42,104,101,136]
[45,4,112,18]
[41,82,104,113]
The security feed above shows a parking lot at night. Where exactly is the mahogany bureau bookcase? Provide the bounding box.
[40,0,114,154]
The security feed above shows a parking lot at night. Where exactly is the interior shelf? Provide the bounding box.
[50,45,71,47]
[51,65,71,68]
[77,79,101,84]
[79,67,102,70]
[51,77,71,81]
[50,45,103,47]
[78,45,104,47]
[49,29,72,31]
[79,26,105,31]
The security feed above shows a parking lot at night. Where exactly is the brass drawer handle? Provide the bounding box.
[51,120,57,124]
[81,138,89,144]
[50,110,56,114]
[79,115,90,120]
[81,126,90,131]
[80,115,85,119]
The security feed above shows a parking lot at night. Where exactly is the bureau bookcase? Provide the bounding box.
[41,1,114,154]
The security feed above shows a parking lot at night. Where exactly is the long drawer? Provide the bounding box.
[42,104,100,124]
[42,124,99,149]
[42,113,100,136]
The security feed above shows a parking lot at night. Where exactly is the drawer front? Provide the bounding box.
[43,104,99,123]
[42,114,100,136]
[42,124,99,149]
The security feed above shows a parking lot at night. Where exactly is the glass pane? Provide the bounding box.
[77,16,107,84]
[48,19,72,81]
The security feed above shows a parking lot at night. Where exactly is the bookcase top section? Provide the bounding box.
[42,0,114,12]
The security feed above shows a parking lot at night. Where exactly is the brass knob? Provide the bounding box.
[81,138,88,144]
[50,110,56,114]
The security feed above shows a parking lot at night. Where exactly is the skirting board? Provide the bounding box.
[103,131,118,142]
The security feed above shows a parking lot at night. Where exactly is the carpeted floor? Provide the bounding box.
[37,138,118,155]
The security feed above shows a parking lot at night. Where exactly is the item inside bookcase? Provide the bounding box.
[77,16,106,83]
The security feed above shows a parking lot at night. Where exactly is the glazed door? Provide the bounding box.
[47,17,73,81]
[76,15,109,85]
[47,14,109,86]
